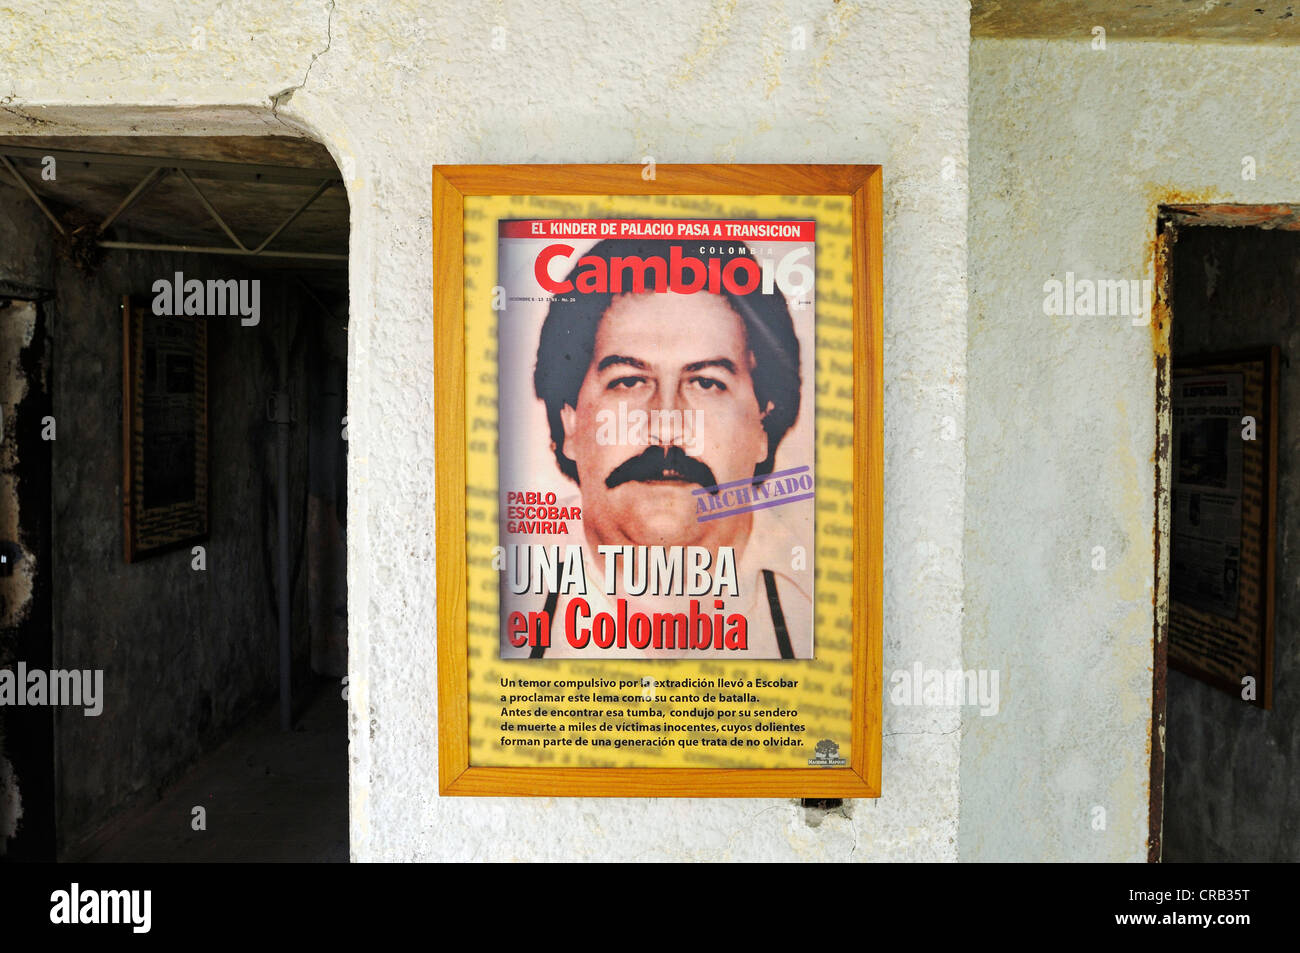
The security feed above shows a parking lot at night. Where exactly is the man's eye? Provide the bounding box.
[607,376,644,390]
[691,377,727,391]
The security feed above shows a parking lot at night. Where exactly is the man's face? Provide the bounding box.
[560,290,770,548]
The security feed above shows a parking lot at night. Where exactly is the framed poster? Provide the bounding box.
[434,165,882,796]
[122,295,209,562]
[1169,347,1278,708]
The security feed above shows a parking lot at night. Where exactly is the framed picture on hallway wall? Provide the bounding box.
[1169,347,1279,709]
[433,164,883,797]
[122,295,209,563]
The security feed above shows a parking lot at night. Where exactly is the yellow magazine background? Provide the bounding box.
[463,192,854,768]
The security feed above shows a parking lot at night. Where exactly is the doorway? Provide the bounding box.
[0,134,350,861]
[1154,205,1295,862]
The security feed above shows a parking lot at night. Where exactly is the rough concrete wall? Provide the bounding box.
[0,187,54,292]
[49,242,313,854]
[966,38,1300,861]
[0,0,971,860]
[1165,225,1300,862]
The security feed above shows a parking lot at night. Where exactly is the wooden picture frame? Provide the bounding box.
[1168,346,1278,709]
[122,295,209,562]
[434,165,883,796]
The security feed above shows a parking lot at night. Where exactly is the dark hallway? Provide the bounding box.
[0,135,349,863]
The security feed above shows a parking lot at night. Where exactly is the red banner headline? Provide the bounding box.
[499,219,815,241]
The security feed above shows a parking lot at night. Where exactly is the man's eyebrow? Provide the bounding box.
[596,354,648,372]
[684,358,738,374]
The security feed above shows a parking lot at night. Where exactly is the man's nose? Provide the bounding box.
[647,379,690,447]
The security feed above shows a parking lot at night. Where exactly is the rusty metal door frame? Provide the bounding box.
[1148,212,1177,863]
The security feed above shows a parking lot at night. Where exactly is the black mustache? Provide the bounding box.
[604,445,718,492]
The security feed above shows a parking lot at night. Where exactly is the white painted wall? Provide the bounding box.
[0,0,970,860]
[965,37,1300,861]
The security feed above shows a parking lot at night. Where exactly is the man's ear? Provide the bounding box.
[753,400,774,465]
[560,403,578,458]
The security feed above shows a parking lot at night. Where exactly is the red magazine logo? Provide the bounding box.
[535,243,813,297]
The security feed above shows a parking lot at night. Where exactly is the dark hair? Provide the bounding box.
[533,237,802,483]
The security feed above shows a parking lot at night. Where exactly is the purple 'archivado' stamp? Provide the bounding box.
[693,465,815,522]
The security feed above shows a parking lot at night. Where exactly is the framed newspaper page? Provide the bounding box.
[122,294,209,563]
[1169,347,1279,709]
[434,165,882,796]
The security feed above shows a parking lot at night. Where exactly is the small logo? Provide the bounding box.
[808,739,846,767]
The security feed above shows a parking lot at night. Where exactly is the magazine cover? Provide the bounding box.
[496,218,818,660]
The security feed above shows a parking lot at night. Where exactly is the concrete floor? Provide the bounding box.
[73,684,348,863]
